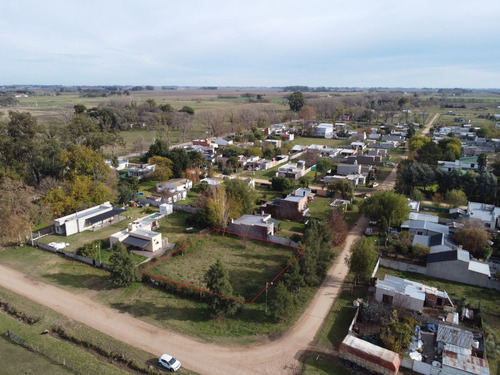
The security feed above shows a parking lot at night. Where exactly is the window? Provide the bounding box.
[382,294,394,304]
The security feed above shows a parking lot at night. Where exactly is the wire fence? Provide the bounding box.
[5,329,123,375]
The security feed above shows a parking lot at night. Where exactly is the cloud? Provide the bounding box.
[1,0,499,87]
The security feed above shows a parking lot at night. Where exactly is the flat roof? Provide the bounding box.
[233,214,271,227]
[468,261,491,276]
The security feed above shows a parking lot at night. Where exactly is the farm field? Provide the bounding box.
[143,230,300,303]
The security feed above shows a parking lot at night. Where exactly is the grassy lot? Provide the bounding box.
[300,351,352,375]
[0,286,186,374]
[144,232,296,302]
[307,196,333,221]
[375,166,393,183]
[155,211,193,244]
[0,245,318,344]
[376,266,500,375]
[36,207,153,254]
[240,164,281,179]
[254,184,284,204]
[292,137,349,147]
[280,220,306,234]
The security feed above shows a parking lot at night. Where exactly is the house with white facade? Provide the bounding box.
[467,201,500,230]
[54,202,126,236]
[437,157,479,173]
[156,178,193,203]
[276,161,306,180]
[313,123,334,138]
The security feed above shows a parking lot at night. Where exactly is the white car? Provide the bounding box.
[159,353,181,372]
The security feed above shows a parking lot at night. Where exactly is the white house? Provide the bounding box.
[54,202,126,236]
[109,214,166,252]
[467,201,500,230]
[156,178,193,203]
[313,123,334,138]
[276,161,306,180]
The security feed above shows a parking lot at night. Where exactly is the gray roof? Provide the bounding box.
[233,214,272,228]
[437,325,474,349]
[409,212,439,222]
[468,261,491,276]
[122,235,150,248]
[468,201,500,224]
[377,274,426,301]
[284,195,306,202]
[401,220,449,235]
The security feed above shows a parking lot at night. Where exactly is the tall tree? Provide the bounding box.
[109,242,141,287]
[148,155,174,181]
[288,91,305,112]
[360,191,410,231]
[204,259,238,317]
[416,141,443,167]
[269,282,293,322]
[315,157,333,181]
[346,237,377,285]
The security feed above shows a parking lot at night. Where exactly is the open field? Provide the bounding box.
[376,265,500,375]
[143,231,299,303]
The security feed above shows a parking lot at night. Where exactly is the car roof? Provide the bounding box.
[160,354,174,361]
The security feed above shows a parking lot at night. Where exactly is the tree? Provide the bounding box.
[346,237,377,285]
[327,179,353,199]
[204,259,238,317]
[327,209,348,246]
[269,282,293,321]
[179,105,194,115]
[288,91,305,112]
[224,179,257,216]
[315,157,333,181]
[478,153,488,174]
[453,227,489,259]
[445,189,468,207]
[78,240,101,260]
[360,191,410,231]
[281,256,304,294]
[109,242,141,287]
[438,137,462,160]
[298,176,309,188]
[271,176,294,192]
[206,185,232,230]
[148,155,173,181]
[408,135,430,153]
[297,105,315,122]
[416,141,443,167]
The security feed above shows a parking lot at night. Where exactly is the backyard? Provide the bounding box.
[143,230,300,303]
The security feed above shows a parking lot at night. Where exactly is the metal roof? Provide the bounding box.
[122,235,150,249]
[442,350,490,375]
[468,261,491,276]
[437,325,474,349]
[86,207,126,224]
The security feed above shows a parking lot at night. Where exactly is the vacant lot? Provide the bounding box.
[143,231,299,303]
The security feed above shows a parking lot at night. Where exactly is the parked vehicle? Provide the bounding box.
[386,162,395,167]
[158,353,182,372]
[364,228,372,236]
[339,335,400,375]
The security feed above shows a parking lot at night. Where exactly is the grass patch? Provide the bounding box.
[280,220,306,233]
[155,211,193,244]
[375,166,393,183]
[307,196,333,221]
[143,231,297,303]
[0,286,173,375]
[300,351,352,375]
[292,137,349,147]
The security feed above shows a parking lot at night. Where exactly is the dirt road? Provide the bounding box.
[0,217,366,374]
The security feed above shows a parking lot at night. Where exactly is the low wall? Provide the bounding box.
[267,235,299,247]
[34,242,107,269]
[379,258,427,275]
[172,204,198,214]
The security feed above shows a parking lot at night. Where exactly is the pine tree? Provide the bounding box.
[204,259,238,317]
[109,242,141,287]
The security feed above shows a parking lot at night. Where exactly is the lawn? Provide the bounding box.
[143,231,298,303]
[155,211,194,244]
[280,220,306,233]
[307,196,333,221]
[292,137,349,147]
[375,266,500,375]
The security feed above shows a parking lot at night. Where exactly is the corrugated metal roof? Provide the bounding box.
[442,350,490,375]
[86,207,126,224]
[437,325,473,349]
[122,235,150,248]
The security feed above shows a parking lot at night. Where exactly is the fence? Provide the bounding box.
[5,330,113,375]
[34,242,108,269]
[172,204,198,214]
[31,225,55,240]
[267,234,299,247]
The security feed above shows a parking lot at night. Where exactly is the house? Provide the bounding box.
[289,187,313,201]
[437,157,479,172]
[337,163,361,176]
[467,201,500,230]
[192,139,214,148]
[54,202,126,236]
[350,141,366,151]
[313,123,334,138]
[127,164,156,179]
[227,213,277,240]
[110,215,166,253]
[263,193,309,221]
[375,274,450,311]
[265,139,282,148]
[156,178,193,203]
[200,178,223,187]
[401,219,449,236]
[324,174,366,187]
[345,154,383,166]
[276,161,306,180]
[213,138,233,147]
[426,249,491,287]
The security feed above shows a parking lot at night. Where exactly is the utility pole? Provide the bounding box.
[265,282,269,313]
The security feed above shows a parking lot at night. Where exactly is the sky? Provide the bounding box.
[1,0,499,88]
